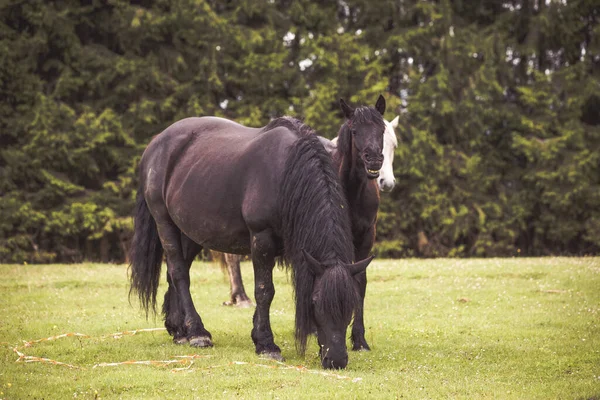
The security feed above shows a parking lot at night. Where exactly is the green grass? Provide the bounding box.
[1,258,599,399]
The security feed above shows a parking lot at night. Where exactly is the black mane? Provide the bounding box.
[274,118,358,353]
[263,116,314,137]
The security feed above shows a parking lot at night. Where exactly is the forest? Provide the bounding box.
[1,0,599,263]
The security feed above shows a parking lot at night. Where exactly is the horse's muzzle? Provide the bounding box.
[321,355,349,369]
[363,153,383,179]
[378,177,396,192]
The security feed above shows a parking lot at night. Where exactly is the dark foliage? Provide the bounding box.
[1,0,599,262]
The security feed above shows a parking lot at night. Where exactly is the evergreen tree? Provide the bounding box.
[0,0,598,262]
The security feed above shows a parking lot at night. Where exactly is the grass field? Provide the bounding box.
[1,258,599,399]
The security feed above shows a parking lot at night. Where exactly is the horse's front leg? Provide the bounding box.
[249,230,282,361]
[351,227,375,351]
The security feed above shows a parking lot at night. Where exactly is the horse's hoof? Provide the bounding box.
[235,300,254,308]
[352,343,371,351]
[260,351,284,362]
[189,336,213,348]
[223,299,254,308]
[173,337,188,345]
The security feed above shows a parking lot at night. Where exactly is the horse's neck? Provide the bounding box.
[335,137,378,211]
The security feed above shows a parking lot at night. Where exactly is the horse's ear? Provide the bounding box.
[345,255,374,277]
[391,115,399,128]
[302,249,324,277]
[375,95,386,115]
[340,98,355,119]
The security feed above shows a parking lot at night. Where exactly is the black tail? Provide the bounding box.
[210,250,229,277]
[129,189,164,316]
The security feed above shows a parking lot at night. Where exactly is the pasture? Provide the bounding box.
[1,258,599,399]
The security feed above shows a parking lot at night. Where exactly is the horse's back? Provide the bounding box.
[143,117,261,159]
[140,117,273,194]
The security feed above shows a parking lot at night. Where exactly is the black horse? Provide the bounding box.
[129,116,373,369]
[335,96,386,351]
[214,96,387,351]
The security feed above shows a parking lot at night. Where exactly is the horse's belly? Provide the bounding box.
[202,238,251,255]
[171,210,251,255]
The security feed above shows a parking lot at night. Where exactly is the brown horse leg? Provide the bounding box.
[249,229,283,361]
[351,230,374,351]
[223,253,253,307]
[156,220,212,347]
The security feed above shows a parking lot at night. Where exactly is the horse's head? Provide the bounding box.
[378,116,399,192]
[340,95,386,179]
[302,250,373,369]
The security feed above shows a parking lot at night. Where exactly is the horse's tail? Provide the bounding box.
[128,188,164,317]
[210,250,228,274]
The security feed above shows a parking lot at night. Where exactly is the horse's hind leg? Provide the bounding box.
[162,233,202,343]
[156,220,212,347]
[163,271,186,343]
[223,254,253,308]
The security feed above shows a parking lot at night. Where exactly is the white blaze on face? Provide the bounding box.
[378,116,399,192]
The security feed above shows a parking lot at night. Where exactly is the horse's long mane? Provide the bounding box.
[268,117,358,354]
[263,116,314,137]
